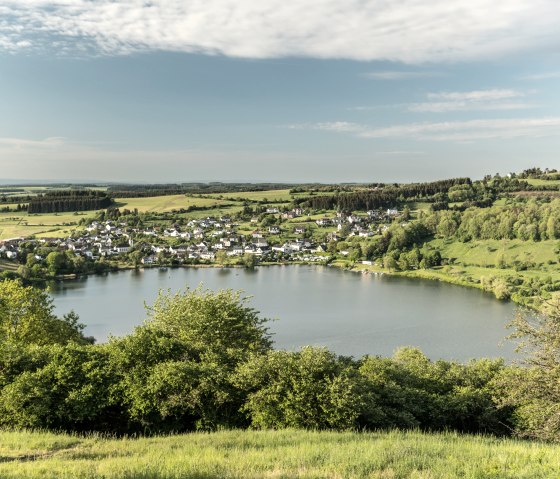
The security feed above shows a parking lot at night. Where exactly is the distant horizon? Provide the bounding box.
[0,166,551,187]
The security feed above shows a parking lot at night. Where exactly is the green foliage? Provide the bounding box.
[359,348,510,434]
[145,286,272,358]
[0,344,120,431]
[235,347,366,430]
[496,300,560,441]
[0,279,89,346]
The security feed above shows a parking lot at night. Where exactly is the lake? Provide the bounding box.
[49,265,517,361]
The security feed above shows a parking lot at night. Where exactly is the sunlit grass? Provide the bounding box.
[113,195,231,213]
[199,189,294,202]
[0,429,558,478]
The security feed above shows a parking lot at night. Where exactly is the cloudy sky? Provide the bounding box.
[1,0,560,183]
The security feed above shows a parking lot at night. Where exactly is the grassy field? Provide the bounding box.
[525,178,560,187]
[0,211,95,240]
[199,189,295,202]
[114,195,231,213]
[0,429,558,479]
[431,238,559,267]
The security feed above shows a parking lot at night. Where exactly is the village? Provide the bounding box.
[0,206,401,271]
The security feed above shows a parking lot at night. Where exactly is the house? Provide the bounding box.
[266,207,279,214]
[294,226,306,234]
[316,218,332,227]
[268,226,280,234]
[141,256,157,265]
[254,239,269,249]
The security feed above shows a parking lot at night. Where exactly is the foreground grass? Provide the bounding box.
[0,429,559,479]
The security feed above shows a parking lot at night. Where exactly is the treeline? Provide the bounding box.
[1,194,33,203]
[517,167,559,180]
[302,178,472,211]
[1,282,559,442]
[27,190,113,213]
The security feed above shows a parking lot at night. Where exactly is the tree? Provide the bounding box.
[215,250,229,266]
[496,300,560,441]
[0,343,120,431]
[235,347,366,430]
[145,287,272,359]
[45,251,66,275]
[0,279,89,346]
[113,287,273,430]
[242,253,258,269]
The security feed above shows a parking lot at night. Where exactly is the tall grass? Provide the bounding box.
[1,429,559,478]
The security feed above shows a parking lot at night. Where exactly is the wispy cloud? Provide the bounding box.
[408,89,534,112]
[1,1,560,62]
[288,122,363,133]
[0,137,66,148]
[521,72,560,80]
[364,71,443,80]
[293,117,560,142]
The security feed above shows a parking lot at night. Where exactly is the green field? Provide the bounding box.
[114,195,231,213]
[0,211,95,240]
[200,189,295,202]
[0,429,558,479]
[525,178,560,186]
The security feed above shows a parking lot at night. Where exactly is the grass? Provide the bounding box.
[0,429,559,478]
[199,189,295,202]
[431,238,559,268]
[525,178,560,187]
[0,211,95,240]
[113,195,231,213]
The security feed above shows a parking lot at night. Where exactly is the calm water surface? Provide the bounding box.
[50,266,517,361]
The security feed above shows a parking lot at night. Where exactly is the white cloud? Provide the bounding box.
[521,72,560,80]
[0,137,66,149]
[294,117,560,142]
[408,89,534,112]
[1,1,560,62]
[289,121,363,133]
[364,71,443,80]
[427,90,522,101]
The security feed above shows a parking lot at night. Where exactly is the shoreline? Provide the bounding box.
[5,258,539,312]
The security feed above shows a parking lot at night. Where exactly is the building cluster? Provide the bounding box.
[0,207,400,266]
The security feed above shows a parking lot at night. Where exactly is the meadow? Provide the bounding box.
[0,211,93,240]
[113,195,231,213]
[0,429,558,479]
[198,188,296,202]
[525,178,560,187]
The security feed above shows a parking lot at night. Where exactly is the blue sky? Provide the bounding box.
[1,1,560,183]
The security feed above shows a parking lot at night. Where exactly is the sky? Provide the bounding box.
[1,1,560,183]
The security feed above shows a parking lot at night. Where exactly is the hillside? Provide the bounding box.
[0,429,558,479]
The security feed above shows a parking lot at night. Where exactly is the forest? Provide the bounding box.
[27,190,114,214]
